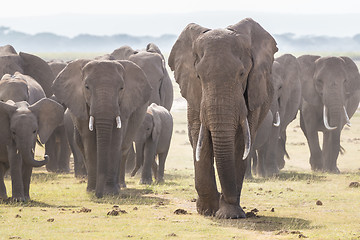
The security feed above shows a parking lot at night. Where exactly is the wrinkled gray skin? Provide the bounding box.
[64,109,87,177]
[104,43,174,171]
[255,54,302,177]
[298,55,360,173]
[0,73,64,201]
[245,110,272,179]
[169,18,277,219]
[0,45,54,97]
[45,61,72,173]
[131,103,173,184]
[53,59,151,198]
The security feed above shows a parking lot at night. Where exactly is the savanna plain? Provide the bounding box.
[1,52,360,240]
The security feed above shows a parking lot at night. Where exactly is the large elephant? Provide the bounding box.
[52,59,151,198]
[257,54,302,177]
[131,103,173,184]
[0,73,64,201]
[105,43,174,171]
[168,18,277,219]
[45,60,72,173]
[298,55,360,172]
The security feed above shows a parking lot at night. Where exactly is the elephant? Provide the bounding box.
[52,59,152,198]
[255,54,302,177]
[168,18,277,219]
[104,43,174,171]
[131,103,173,184]
[298,55,360,173]
[0,73,64,201]
[45,60,72,173]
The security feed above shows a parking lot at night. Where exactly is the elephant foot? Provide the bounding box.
[215,196,245,219]
[264,167,280,178]
[155,178,165,184]
[324,166,340,174]
[196,194,220,216]
[140,178,153,185]
[104,185,120,196]
[46,165,58,173]
[11,196,27,202]
[119,182,127,189]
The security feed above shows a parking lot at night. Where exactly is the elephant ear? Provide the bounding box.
[19,52,54,97]
[52,59,91,120]
[297,55,321,105]
[117,60,152,117]
[149,104,161,142]
[168,23,210,109]
[29,98,65,144]
[341,56,360,96]
[0,100,17,145]
[227,18,278,111]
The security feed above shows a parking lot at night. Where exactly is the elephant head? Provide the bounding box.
[169,18,277,160]
[0,45,54,97]
[109,43,173,111]
[0,99,64,167]
[52,59,151,197]
[298,55,360,129]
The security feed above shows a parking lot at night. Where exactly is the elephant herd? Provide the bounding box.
[1,18,359,220]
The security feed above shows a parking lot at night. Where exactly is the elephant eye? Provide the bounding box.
[12,131,16,136]
[85,84,90,90]
[146,128,150,131]
[33,130,36,134]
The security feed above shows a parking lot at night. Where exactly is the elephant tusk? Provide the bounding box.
[195,124,205,162]
[343,106,351,127]
[323,106,337,130]
[242,118,251,160]
[116,116,122,129]
[273,111,281,127]
[89,116,94,131]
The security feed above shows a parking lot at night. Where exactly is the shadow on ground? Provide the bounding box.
[271,171,327,182]
[91,188,170,206]
[0,199,78,209]
[213,215,320,232]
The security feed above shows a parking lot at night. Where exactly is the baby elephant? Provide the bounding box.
[0,99,64,201]
[131,103,173,184]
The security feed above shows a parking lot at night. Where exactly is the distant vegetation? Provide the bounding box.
[1,26,360,57]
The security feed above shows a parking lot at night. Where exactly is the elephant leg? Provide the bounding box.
[301,107,323,171]
[157,151,169,183]
[257,146,267,178]
[131,142,144,177]
[194,127,219,217]
[105,130,121,195]
[7,146,25,201]
[152,159,158,182]
[244,153,253,179]
[73,127,87,177]
[45,133,58,172]
[140,140,156,185]
[277,131,287,170]
[0,162,8,199]
[81,130,97,192]
[57,126,71,173]
[322,130,341,173]
[125,145,136,173]
[22,164,33,201]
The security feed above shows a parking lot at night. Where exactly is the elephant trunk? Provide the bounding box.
[95,118,114,198]
[20,145,48,167]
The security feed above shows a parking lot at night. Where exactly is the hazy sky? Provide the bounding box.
[3,0,360,16]
[2,0,360,37]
